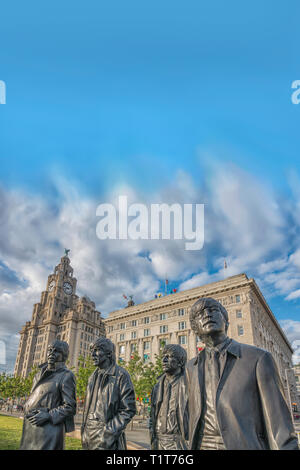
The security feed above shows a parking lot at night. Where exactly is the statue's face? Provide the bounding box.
[90,343,110,368]
[195,302,227,337]
[162,350,181,375]
[47,343,64,365]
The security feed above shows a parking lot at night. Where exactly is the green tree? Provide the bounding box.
[22,366,39,397]
[75,354,96,400]
[120,347,164,413]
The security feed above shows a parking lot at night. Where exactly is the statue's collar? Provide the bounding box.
[39,361,66,372]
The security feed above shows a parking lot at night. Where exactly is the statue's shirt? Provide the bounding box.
[88,368,106,419]
[197,338,232,449]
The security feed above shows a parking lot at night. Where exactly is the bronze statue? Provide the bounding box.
[81,337,136,450]
[186,297,299,450]
[149,344,188,450]
[20,340,76,450]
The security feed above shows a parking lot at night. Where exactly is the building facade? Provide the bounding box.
[105,273,294,393]
[14,253,105,377]
[294,364,300,400]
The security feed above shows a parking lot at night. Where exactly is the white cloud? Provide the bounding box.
[285,290,300,301]
[1,163,300,371]
[280,320,300,364]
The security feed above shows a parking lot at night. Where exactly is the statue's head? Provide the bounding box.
[47,340,69,365]
[162,344,187,375]
[189,297,229,340]
[90,337,116,368]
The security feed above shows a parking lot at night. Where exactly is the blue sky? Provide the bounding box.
[1,1,300,371]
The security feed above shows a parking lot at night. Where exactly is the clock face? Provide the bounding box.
[49,281,55,292]
[63,282,73,295]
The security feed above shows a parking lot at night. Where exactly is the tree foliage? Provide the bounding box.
[119,348,164,403]
[0,366,38,400]
[75,354,96,400]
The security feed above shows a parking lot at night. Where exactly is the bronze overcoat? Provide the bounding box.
[81,363,136,450]
[20,363,76,450]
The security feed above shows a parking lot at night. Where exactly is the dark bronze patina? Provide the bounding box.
[81,337,136,450]
[19,340,76,450]
[186,297,299,450]
[149,344,188,450]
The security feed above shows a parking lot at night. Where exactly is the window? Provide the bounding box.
[235,295,241,303]
[143,341,150,350]
[131,331,137,339]
[144,317,150,324]
[120,322,125,330]
[144,329,150,337]
[119,345,125,355]
[160,338,169,348]
[130,343,136,353]
[160,325,168,334]
[160,313,167,320]
[237,325,244,336]
[179,335,187,345]
[178,308,185,316]
[120,333,125,341]
[236,310,242,318]
[131,320,137,327]
[178,321,186,330]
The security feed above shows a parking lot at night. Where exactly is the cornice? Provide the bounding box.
[104,274,251,322]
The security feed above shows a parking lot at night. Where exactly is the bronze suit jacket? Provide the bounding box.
[186,340,299,450]
[149,372,189,449]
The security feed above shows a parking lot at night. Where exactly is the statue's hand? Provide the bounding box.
[27,410,50,426]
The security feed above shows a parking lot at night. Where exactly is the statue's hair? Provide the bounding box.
[189,297,229,334]
[90,336,116,364]
[163,344,187,368]
[50,340,69,361]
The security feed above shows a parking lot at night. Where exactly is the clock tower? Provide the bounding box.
[14,251,106,377]
[46,253,77,319]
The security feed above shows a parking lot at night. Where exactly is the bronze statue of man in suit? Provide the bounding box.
[20,340,77,450]
[81,337,136,450]
[149,344,188,450]
[186,297,299,450]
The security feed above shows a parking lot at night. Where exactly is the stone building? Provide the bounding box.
[105,273,293,393]
[293,364,300,400]
[14,253,105,377]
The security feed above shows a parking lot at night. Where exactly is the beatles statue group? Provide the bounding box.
[19,297,299,450]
